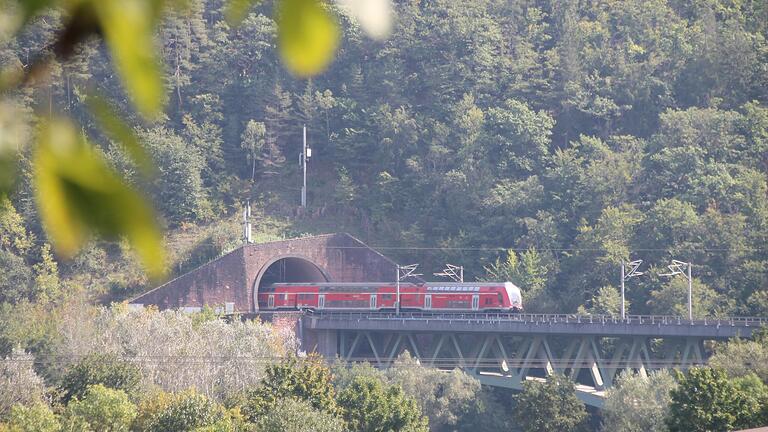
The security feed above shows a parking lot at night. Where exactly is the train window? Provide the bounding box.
[425,295,432,309]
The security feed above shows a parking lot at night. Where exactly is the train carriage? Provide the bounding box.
[258,281,522,312]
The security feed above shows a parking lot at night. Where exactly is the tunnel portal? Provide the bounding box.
[254,256,330,310]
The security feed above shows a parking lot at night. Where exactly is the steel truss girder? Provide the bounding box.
[335,330,709,405]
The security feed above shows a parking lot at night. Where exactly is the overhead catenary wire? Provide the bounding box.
[0,355,719,370]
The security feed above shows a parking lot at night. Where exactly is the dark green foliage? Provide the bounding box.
[337,375,429,432]
[59,353,141,403]
[666,367,768,432]
[242,356,339,422]
[513,374,588,432]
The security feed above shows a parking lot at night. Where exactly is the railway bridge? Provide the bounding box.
[130,233,768,407]
[297,311,766,407]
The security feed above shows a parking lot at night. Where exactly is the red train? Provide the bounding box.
[258,282,523,312]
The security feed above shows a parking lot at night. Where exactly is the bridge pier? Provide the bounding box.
[299,327,338,358]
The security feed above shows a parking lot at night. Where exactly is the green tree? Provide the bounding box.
[647,278,722,318]
[709,330,768,384]
[513,374,588,432]
[141,127,211,225]
[0,198,32,256]
[481,248,547,309]
[32,244,60,303]
[242,356,339,421]
[333,166,357,209]
[240,120,266,181]
[337,375,428,432]
[386,352,481,432]
[666,367,766,432]
[254,398,345,432]
[62,384,136,432]
[0,250,32,304]
[578,285,624,316]
[137,389,227,432]
[59,353,141,403]
[602,370,677,432]
[1,403,60,432]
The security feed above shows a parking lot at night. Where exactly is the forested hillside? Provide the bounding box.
[2,0,768,317]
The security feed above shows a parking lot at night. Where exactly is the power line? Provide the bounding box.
[323,245,768,253]
[1,355,716,369]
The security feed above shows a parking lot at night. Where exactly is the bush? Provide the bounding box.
[135,389,227,432]
[0,403,59,432]
[62,384,136,432]
[338,375,428,432]
[0,349,46,416]
[255,398,344,432]
[242,356,339,421]
[513,374,588,432]
[56,307,297,400]
[59,353,141,403]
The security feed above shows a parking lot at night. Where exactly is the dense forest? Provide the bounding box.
[2,0,768,431]
[3,0,768,317]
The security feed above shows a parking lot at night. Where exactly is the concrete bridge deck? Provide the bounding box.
[302,311,767,339]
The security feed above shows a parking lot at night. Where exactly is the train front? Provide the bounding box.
[505,282,523,312]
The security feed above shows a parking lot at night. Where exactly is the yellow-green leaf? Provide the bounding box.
[276,0,339,77]
[85,92,154,176]
[225,0,260,25]
[35,118,166,280]
[92,0,164,119]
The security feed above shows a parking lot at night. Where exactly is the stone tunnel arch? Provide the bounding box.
[253,255,331,311]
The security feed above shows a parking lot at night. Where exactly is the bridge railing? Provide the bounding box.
[303,310,768,328]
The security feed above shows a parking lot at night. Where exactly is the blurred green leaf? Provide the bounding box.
[92,0,164,119]
[336,0,392,39]
[276,0,339,77]
[225,0,260,25]
[85,92,154,176]
[35,118,166,280]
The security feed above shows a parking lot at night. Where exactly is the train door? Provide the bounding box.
[267,294,274,309]
[471,294,479,311]
[369,294,377,310]
[318,294,325,309]
[425,294,432,310]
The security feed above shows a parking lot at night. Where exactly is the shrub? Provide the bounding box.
[135,389,227,432]
[62,384,136,432]
[0,349,46,416]
[59,353,141,403]
[1,403,59,432]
